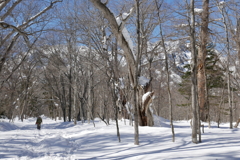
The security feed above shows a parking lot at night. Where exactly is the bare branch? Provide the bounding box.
[90,0,136,84]
[0,0,10,12]
[0,21,27,36]
[21,0,62,28]
[0,33,20,74]
[0,0,23,21]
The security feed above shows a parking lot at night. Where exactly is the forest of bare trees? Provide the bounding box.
[1,0,240,144]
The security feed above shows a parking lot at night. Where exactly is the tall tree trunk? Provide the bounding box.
[20,76,30,122]
[218,4,233,129]
[217,87,225,128]
[110,82,121,142]
[190,0,198,144]
[73,77,77,125]
[88,46,95,125]
[62,105,66,122]
[205,75,210,128]
[87,61,93,124]
[113,39,121,142]
[236,18,240,60]
[198,0,209,122]
[134,0,141,145]
[61,74,67,122]
[69,68,72,122]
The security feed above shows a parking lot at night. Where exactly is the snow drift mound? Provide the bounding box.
[153,115,170,127]
[0,121,19,131]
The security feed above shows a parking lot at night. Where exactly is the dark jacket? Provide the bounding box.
[36,117,42,125]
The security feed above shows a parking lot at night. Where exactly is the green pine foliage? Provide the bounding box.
[205,46,225,89]
[178,44,226,103]
[178,63,191,100]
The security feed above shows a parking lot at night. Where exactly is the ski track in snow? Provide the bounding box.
[1,117,240,160]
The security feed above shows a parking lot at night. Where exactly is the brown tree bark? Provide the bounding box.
[197,0,209,122]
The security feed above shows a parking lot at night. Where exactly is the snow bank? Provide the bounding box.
[0,121,19,131]
[1,116,240,160]
[153,114,170,127]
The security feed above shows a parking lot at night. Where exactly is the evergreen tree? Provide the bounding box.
[178,44,226,106]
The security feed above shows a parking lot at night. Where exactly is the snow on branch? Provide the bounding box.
[116,15,134,55]
[142,91,154,112]
[219,1,226,6]
[142,92,152,104]
[217,1,226,9]
[100,0,108,5]
[175,22,201,28]
[115,7,135,59]
[194,8,203,15]
[118,7,135,32]
[90,0,136,76]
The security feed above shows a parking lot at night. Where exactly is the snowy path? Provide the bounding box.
[0,118,80,159]
[1,117,240,160]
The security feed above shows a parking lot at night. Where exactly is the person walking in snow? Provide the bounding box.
[36,116,42,130]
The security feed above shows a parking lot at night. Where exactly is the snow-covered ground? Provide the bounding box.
[0,116,240,160]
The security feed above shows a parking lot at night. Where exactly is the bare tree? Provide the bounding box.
[155,0,175,142]
[0,0,62,75]
[217,1,233,129]
[89,0,141,145]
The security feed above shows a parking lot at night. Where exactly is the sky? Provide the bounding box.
[1,116,240,160]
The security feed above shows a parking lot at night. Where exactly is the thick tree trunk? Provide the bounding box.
[198,0,209,122]
[61,105,66,122]
[87,66,93,124]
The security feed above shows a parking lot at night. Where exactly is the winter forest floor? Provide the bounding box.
[0,116,240,160]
